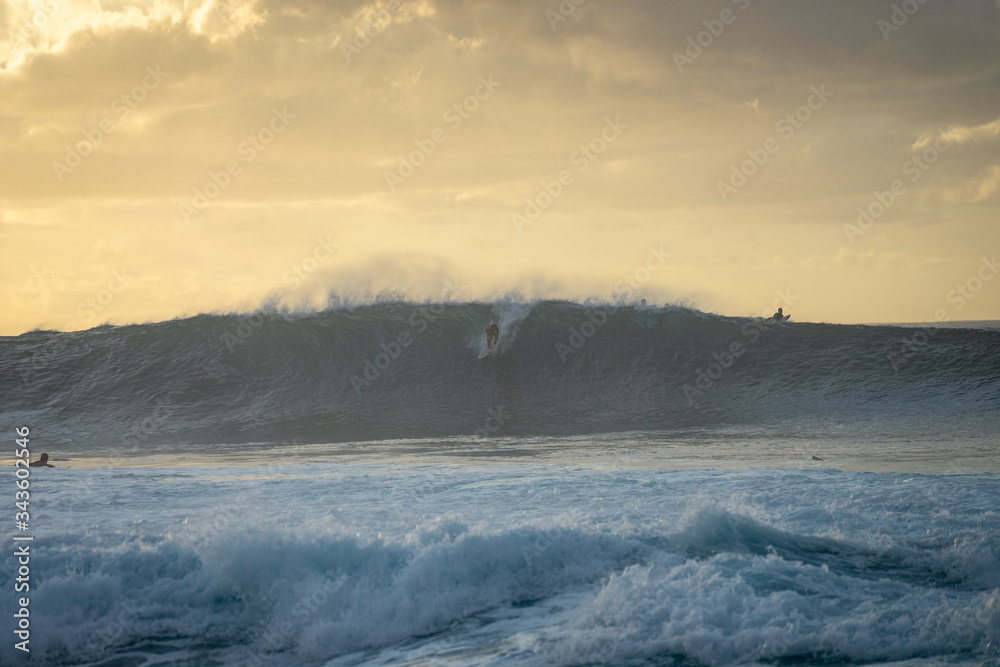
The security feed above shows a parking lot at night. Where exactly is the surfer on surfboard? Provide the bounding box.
[485,321,499,349]
[771,307,790,322]
[29,453,55,468]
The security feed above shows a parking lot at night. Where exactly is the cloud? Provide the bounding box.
[941,163,1000,204]
[738,99,760,116]
[0,0,266,71]
[914,116,1000,150]
[2,0,999,331]
[972,164,1000,201]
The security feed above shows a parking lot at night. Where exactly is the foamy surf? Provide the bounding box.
[1,461,998,666]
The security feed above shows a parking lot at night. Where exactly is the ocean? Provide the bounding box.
[2,301,999,666]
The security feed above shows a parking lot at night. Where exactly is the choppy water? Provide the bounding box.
[2,450,998,666]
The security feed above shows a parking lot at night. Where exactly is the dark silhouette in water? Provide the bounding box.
[29,453,55,468]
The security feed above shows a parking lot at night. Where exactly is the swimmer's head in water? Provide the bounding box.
[39,453,49,463]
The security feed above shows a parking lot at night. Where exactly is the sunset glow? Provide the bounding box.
[3,0,999,333]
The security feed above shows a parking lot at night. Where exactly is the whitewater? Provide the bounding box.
[2,301,999,666]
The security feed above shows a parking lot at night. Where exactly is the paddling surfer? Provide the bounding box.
[29,453,55,468]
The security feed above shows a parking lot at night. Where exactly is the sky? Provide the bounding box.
[1,0,999,335]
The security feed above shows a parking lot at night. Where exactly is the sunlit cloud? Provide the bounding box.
[914,116,1000,150]
[1,0,999,333]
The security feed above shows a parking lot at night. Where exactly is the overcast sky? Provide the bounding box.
[2,0,999,334]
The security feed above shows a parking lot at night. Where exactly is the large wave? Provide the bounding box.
[2,301,999,450]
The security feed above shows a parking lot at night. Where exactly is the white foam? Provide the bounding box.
[2,463,998,665]
[542,551,1000,665]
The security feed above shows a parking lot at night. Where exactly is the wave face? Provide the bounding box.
[2,302,999,449]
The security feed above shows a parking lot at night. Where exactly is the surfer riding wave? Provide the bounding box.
[485,322,499,349]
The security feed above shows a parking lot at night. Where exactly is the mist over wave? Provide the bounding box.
[3,301,999,451]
